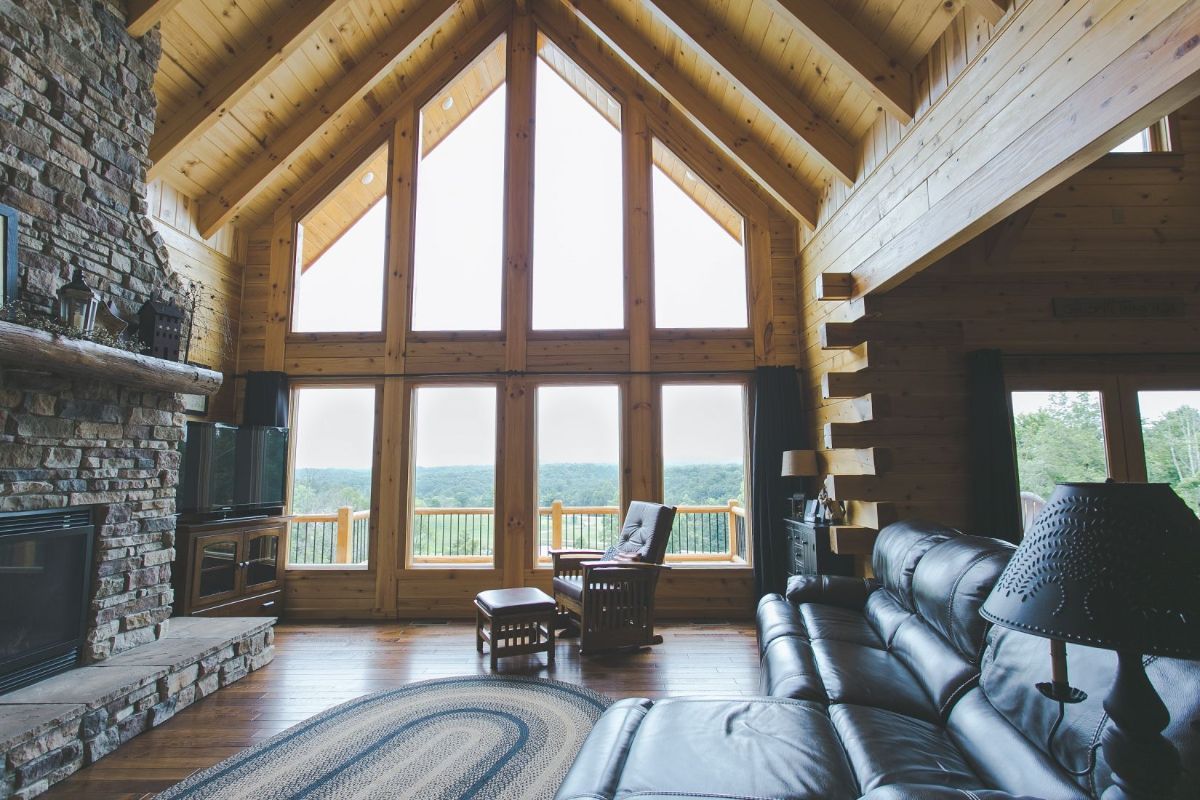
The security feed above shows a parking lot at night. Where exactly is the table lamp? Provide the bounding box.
[781,449,818,479]
[980,481,1200,799]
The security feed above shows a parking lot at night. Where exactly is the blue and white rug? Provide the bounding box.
[156,676,612,799]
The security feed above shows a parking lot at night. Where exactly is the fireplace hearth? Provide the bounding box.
[0,507,94,694]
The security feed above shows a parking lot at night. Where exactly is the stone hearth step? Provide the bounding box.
[0,617,275,800]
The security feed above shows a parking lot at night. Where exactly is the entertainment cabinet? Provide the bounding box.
[782,518,855,578]
[173,516,289,617]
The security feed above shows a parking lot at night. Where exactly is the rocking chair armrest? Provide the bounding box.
[549,549,606,556]
[580,560,667,570]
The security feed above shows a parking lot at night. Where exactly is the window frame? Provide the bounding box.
[406,379,504,570]
[285,380,384,572]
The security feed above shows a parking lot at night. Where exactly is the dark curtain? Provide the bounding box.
[751,366,805,598]
[966,349,1022,543]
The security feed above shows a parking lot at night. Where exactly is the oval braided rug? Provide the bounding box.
[155,676,612,800]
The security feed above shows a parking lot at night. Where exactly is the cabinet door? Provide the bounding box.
[192,532,243,608]
[244,525,284,593]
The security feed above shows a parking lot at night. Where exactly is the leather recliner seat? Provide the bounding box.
[556,520,1200,800]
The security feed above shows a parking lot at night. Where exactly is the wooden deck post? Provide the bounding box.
[551,500,564,550]
[336,506,353,564]
[727,500,740,560]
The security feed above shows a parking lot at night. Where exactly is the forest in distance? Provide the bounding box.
[290,462,746,515]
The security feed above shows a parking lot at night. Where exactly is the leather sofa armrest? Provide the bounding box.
[555,698,653,800]
[784,574,880,609]
[861,785,1044,800]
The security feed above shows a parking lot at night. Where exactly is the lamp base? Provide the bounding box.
[1100,651,1180,800]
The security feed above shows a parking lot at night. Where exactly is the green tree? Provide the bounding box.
[1141,405,1200,515]
[1013,392,1108,500]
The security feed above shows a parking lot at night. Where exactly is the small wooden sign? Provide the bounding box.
[1052,297,1187,319]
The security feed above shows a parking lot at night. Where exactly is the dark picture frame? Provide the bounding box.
[0,203,18,307]
[803,499,820,523]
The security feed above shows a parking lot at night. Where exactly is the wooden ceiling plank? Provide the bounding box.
[643,0,856,185]
[967,0,1008,26]
[196,0,462,238]
[127,0,188,37]
[150,0,356,181]
[557,0,819,227]
[758,0,914,123]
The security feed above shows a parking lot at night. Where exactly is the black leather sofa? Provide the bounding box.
[556,520,1200,800]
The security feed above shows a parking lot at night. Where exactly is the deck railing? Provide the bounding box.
[288,500,746,566]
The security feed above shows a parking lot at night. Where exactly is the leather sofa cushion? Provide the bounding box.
[799,604,883,649]
[552,575,583,602]
[947,688,1087,800]
[978,626,1200,800]
[912,535,1013,662]
[811,639,938,722]
[757,594,806,653]
[759,636,826,701]
[785,574,878,608]
[556,698,652,800]
[888,615,978,719]
[872,520,960,611]
[830,703,980,794]
[863,589,912,648]
[860,787,1048,800]
[605,698,859,800]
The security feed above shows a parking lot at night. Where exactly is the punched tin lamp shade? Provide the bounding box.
[980,482,1200,659]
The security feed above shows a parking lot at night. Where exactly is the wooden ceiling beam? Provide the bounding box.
[558,0,819,227]
[196,0,461,238]
[126,0,188,37]
[643,0,856,185]
[148,0,356,182]
[968,0,1008,26]
[758,0,914,124]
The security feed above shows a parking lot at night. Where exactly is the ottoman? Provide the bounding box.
[474,587,557,669]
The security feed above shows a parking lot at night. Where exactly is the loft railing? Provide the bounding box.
[288,500,746,566]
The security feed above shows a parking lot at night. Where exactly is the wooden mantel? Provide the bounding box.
[0,320,223,396]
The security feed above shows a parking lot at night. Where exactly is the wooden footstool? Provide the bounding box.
[474,588,557,670]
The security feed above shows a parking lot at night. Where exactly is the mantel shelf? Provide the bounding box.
[0,320,223,396]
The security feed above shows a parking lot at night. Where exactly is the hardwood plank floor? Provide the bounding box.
[42,620,759,799]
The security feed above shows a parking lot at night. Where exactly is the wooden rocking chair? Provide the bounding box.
[550,501,676,653]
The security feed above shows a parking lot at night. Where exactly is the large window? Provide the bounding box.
[411,38,507,332]
[660,383,749,561]
[289,386,377,567]
[532,41,624,330]
[536,385,621,559]
[1011,391,1110,504]
[410,386,498,565]
[652,142,748,329]
[1137,390,1200,515]
[292,146,389,332]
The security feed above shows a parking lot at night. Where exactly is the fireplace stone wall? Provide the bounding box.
[0,368,182,662]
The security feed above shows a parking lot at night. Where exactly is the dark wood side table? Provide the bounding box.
[783,518,856,578]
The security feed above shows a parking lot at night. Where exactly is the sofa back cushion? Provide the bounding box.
[912,535,1014,662]
[978,625,1200,799]
[871,520,960,611]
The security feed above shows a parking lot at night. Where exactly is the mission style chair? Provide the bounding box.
[550,501,677,653]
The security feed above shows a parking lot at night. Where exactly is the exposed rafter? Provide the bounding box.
[196,0,461,238]
[557,0,819,227]
[148,0,356,182]
[968,0,1008,26]
[643,0,856,186]
[758,0,914,124]
[126,0,187,37]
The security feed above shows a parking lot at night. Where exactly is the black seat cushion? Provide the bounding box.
[911,535,1013,663]
[475,587,555,615]
[552,575,583,603]
[830,703,980,794]
[605,698,858,800]
[799,604,884,649]
[810,639,938,722]
[612,501,676,563]
[872,520,960,611]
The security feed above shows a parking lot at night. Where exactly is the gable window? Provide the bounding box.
[292,145,388,332]
[651,141,748,328]
[532,39,624,330]
[1110,118,1173,153]
[411,37,508,332]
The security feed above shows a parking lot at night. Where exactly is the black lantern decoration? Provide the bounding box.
[57,267,99,333]
[980,481,1200,799]
[137,300,184,361]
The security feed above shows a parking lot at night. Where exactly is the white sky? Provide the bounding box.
[1010,389,1200,424]
[289,51,751,470]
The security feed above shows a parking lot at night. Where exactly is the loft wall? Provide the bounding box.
[801,99,1200,537]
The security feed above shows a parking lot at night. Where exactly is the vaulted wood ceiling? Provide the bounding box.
[134,0,1010,238]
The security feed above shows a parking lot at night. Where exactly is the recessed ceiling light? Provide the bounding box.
[441,96,454,111]
[361,171,375,185]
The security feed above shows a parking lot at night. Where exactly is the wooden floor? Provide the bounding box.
[42,620,759,799]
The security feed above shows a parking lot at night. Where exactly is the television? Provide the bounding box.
[178,423,290,518]
[178,422,238,515]
[235,426,289,513]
